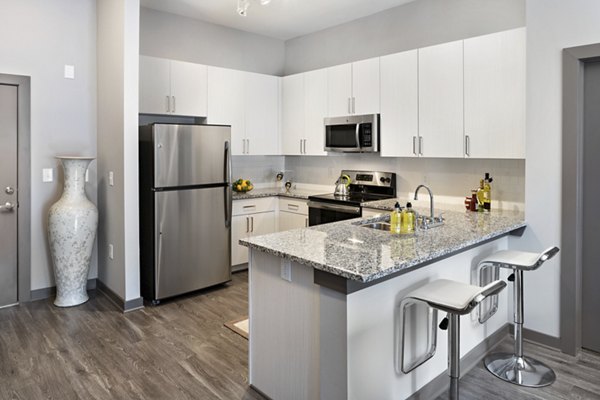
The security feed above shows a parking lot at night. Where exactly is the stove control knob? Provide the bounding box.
[380,177,386,183]
[385,177,391,184]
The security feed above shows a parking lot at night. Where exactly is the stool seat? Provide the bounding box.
[479,247,560,271]
[479,246,560,388]
[404,279,507,315]
[399,278,507,400]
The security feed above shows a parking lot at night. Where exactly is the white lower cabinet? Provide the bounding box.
[278,198,309,231]
[232,198,277,267]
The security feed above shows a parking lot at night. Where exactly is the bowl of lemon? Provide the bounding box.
[232,178,254,193]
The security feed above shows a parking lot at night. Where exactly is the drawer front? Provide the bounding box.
[233,197,277,216]
[278,198,308,215]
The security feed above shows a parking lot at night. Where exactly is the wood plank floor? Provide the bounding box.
[0,271,265,400]
[436,338,600,400]
[1,271,599,399]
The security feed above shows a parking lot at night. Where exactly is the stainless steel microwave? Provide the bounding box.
[324,114,379,153]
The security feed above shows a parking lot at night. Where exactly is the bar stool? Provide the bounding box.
[400,279,507,399]
[477,246,560,387]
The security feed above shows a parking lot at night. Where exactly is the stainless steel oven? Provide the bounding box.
[307,170,396,227]
[324,114,379,153]
[307,201,361,226]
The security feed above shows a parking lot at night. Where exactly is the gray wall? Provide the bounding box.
[97,0,141,301]
[285,0,525,74]
[140,7,286,76]
[0,0,97,291]
[521,0,600,338]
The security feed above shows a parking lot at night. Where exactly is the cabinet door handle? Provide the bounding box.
[412,136,417,155]
[246,216,249,233]
[465,135,470,157]
[303,139,307,154]
[419,136,423,155]
[172,96,176,113]
[352,97,356,114]
[348,98,351,114]
[287,204,299,211]
[251,216,254,233]
[247,139,250,154]
[166,95,170,113]
[305,218,308,227]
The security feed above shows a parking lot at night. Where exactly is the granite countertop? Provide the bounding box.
[240,208,526,283]
[232,188,324,201]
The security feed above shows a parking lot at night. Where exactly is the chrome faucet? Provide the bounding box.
[414,184,434,220]
[414,184,444,229]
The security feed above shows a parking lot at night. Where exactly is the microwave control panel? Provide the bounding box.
[361,124,372,147]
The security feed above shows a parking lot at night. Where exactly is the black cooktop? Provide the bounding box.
[308,192,394,207]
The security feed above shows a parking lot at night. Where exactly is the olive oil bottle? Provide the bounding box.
[483,172,493,211]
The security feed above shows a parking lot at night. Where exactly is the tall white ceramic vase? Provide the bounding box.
[48,156,98,307]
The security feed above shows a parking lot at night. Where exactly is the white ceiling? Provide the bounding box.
[140,0,416,41]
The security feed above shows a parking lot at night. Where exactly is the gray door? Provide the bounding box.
[153,124,231,188]
[0,84,18,307]
[154,186,231,299]
[582,61,600,353]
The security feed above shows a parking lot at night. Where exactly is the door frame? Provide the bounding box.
[561,44,600,355]
[0,74,31,303]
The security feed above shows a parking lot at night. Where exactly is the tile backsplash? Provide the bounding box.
[232,153,525,206]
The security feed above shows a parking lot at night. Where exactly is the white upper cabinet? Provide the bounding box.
[352,57,380,115]
[207,66,246,155]
[282,73,305,155]
[244,72,280,155]
[464,28,526,159]
[418,40,465,158]
[140,56,171,115]
[327,59,380,117]
[327,63,353,117]
[170,61,208,117]
[207,68,279,156]
[281,69,328,156]
[380,50,418,157]
[303,69,328,155]
[139,56,207,117]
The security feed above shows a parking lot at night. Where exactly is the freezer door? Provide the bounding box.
[153,124,231,188]
[155,186,232,299]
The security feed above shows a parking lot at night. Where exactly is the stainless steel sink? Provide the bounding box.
[360,222,391,231]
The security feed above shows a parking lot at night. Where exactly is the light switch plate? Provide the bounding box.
[42,168,53,182]
[108,244,114,260]
[85,169,89,182]
[108,171,114,186]
[64,64,75,79]
[280,259,292,282]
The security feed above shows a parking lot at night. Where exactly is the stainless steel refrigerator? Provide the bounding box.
[139,123,232,303]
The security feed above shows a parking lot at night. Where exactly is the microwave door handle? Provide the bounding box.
[355,122,361,150]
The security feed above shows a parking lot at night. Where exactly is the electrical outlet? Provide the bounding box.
[280,259,292,282]
[64,64,75,79]
[108,244,114,260]
[42,168,53,182]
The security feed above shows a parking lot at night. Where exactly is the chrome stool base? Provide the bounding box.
[484,352,556,387]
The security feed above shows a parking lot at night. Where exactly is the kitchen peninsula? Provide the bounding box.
[240,208,526,400]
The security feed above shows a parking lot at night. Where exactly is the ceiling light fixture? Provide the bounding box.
[237,0,271,17]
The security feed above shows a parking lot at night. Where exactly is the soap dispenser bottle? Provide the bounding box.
[401,202,416,234]
[390,202,402,234]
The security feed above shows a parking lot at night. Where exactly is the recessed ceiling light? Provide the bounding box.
[237,0,272,17]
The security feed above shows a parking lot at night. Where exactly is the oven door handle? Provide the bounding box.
[308,201,361,214]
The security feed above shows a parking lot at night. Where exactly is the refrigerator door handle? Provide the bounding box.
[224,140,232,228]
